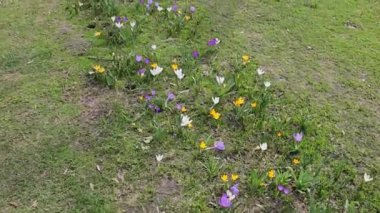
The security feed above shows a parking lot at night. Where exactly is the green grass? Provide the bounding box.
[1,0,379,212]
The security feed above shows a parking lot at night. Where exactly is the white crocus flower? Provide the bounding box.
[111,16,116,22]
[174,69,185,80]
[150,66,163,76]
[212,97,220,105]
[115,22,124,28]
[157,6,163,11]
[130,20,136,29]
[151,44,157,50]
[259,143,268,151]
[264,81,271,88]
[180,114,192,127]
[156,154,164,162]
[78,2,83,7]
[257,67,265,75]
[167,7,172,12]
[216,75,225,86]
[364,173,373,182]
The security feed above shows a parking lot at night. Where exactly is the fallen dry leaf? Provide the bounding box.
[96,164,101,172]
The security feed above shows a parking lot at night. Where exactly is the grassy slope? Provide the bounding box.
[0,0,379,212]
[204,0,380,209]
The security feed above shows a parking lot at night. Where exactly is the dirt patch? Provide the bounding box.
[79,86,113,123]
[64,36,90,56]
[155,177,181,204]
[0,72,22,82]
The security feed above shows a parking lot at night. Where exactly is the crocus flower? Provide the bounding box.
[259,143,268,151]
[147,0,153,4]
[157,5,163,11]
[233,97,245,107]
[216,75,225,85]
[212,97,220,105]
[180,114,192,127]
[231,174,239,181]
[208,38,220,46]
[156,154,164,162]
[293,132,303,142]
[192,50,199,59]
[144,58,150,64]
[172,4,178,12]
[199,141,207,150]
[190,6,196,13]
[151,44,157,50]
[230,184,239,196]
[151,89,156,96]
[268,169,275,179]
[130,20,136,29]
[115,22,124,28]
[278,184,291,194]
[221,174,228,182]
[135,55,143,62]
[214,140,225,151]
[154,106,162,113]
[167,92,175,101]
[176,103,182,110]
[93,65,105,74]
[137,68,145,76]
[219,193,232,208]
[364,173,373,182]
[174,69,185,80]
[292,158,300,165]
[264,81,271,88]
[210,108,221,120]
[257,67,265,75]
[150,65,163,76]
[94,31,102,37]
[242,55,250,64]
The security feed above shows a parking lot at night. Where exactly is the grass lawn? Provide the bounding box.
[0,0,379,212]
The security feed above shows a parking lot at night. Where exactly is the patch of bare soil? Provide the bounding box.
[155,177,181,204]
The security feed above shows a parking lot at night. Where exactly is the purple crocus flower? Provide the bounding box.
[123,16,128,22]
[278,184,291,195]
[293,132,303,142]
[214,140,225,151]
[176,103,182,110]
[151,89,156,96]
[136,55,143,62]
[137,68,145,76]
[172,4,178,12]
[144,58,150,64]
[147,0,153,5]
[190,6,196,13]
[148,103,155,109]
[283,187,290,194]
[167,92,175,101]
[154,106,162,113]
[208,38,220,46]
[192,50,199,59]
[145,95,152,101]
[218,193,232,208]
[140,0,145,4]
[230,184,239,196]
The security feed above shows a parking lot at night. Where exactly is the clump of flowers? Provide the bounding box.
[199,140,225,151]
[233,97,245,107]
[150,63,163,76]
[180,114,192,128]
[210,108,221,120]
[277,184,291,194]
[218,183,240,208]
[208,38,220,46]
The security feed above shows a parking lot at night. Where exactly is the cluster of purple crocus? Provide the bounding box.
[192,50,199,59]
[135,54,151,76]
[213,140,225,151]
[219,184,239,208]
[277,184,291,194]
[114,16,128,23]
[208,38,220,46]
[142,90,162,113]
